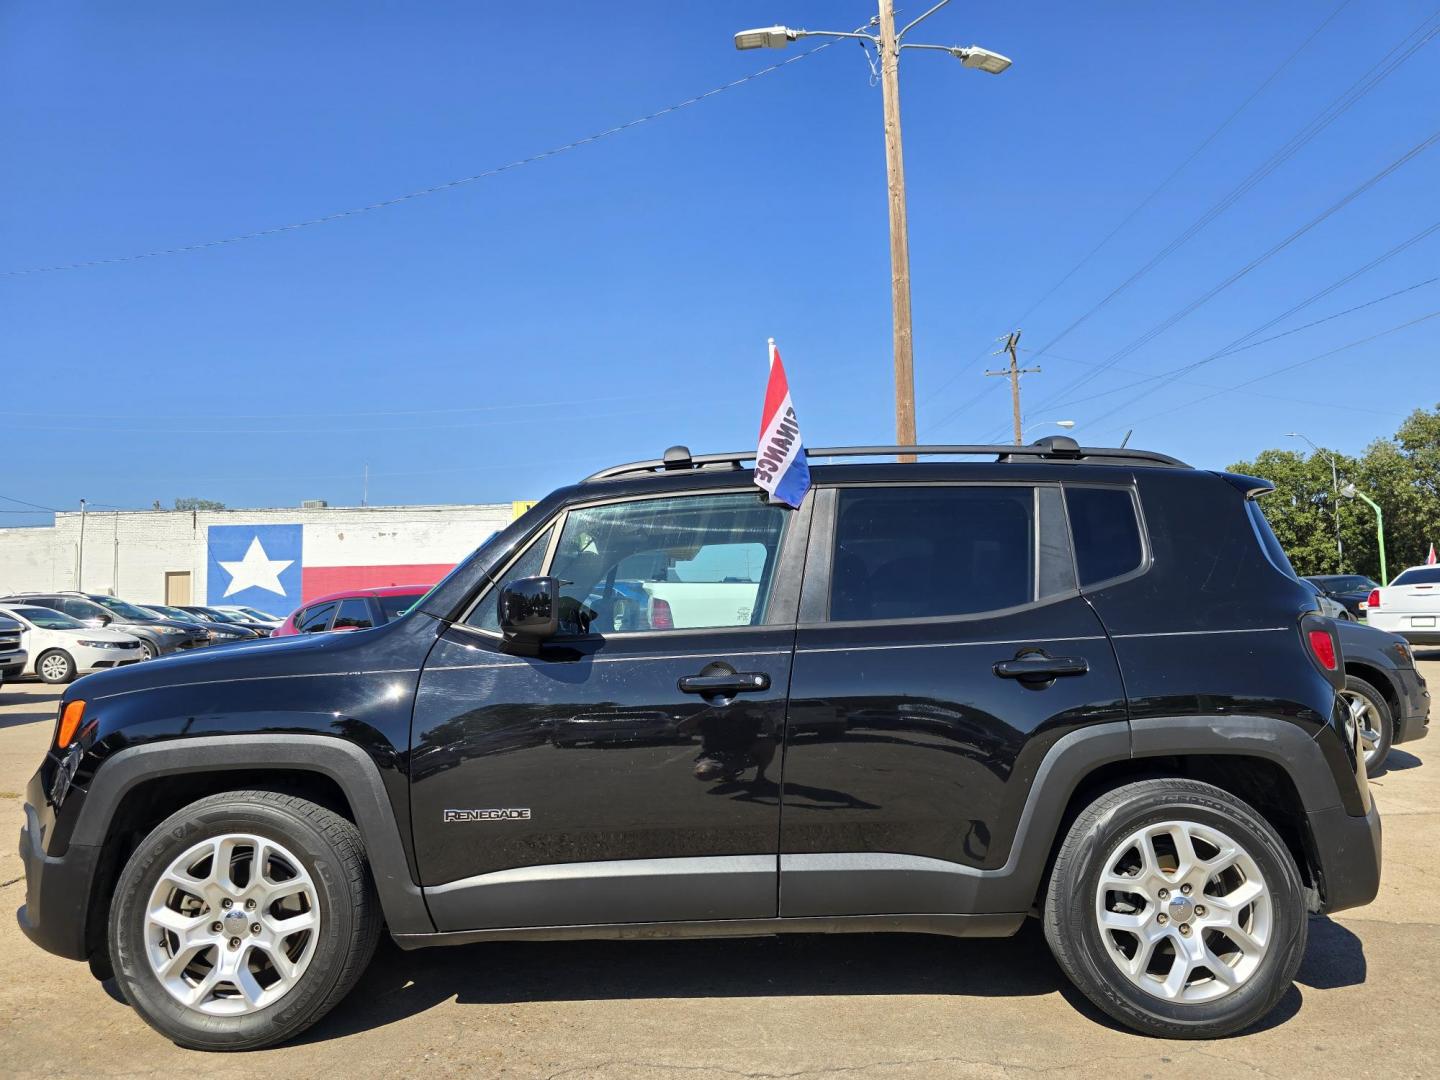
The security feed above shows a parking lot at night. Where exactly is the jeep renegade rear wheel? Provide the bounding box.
[1044,779,1306,1039]
[109,790,381,1051]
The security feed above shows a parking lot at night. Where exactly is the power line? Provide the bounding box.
[1044,226,1440,432]
[1,44,839,277]
[1025,5,1440,374]
[1001,0,1357,336]
[1121,309,1440,430]
[0,492,59,513]
[1018,128,1440,428]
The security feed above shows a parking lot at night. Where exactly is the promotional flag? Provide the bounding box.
[754,338,811,508]
[1428,542,1437,566]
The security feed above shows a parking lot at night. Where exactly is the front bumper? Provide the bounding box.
[1307,800,1382,914]
[17,800,99,961]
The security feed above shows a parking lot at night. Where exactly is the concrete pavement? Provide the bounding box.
[1,656,1435,1079]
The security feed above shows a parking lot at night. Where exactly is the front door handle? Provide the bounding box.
[678,671,771,695]
[993,655,1089,681]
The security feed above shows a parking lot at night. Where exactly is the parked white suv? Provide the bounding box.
[0,604,145,684]
[1366,565,1440,644]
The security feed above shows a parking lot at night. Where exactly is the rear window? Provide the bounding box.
[1065,486,1144,587]
[1392,567,1440,585]
[378,593,422,621]
[297,602,338,633]
[333,598,374,631]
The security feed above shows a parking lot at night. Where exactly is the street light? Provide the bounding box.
[1023,419,1075,439]
[734,1,1011,456]
[1340,483,1388,586]
[1284,432,1343,573]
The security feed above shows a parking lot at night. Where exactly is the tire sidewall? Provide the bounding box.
[1059,790,1306,1034]
[37,649,75,684]
[110,798,359,1049]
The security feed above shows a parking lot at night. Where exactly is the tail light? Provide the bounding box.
[650,598,674,630]
[1307,629,1338,671]
[1367,588,1381,609]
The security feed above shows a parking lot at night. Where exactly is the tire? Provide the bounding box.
[139,639,158,661]
[36,648,76,684]
[1339,676,1393,774]
[1044,778,1306,1039]
[108,790,381,1051]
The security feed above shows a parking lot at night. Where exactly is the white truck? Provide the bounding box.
[1366,564,1440,645]
[0,614,28,690]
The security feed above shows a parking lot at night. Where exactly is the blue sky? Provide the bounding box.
[3,1,1437,525]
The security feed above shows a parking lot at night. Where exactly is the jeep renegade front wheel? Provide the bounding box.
[109,790,381,1051]
[1044,779,1307,1039]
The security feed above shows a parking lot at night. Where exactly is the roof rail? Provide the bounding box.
[582,437,1189,482]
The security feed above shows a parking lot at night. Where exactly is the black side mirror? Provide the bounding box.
[499,576,560,652]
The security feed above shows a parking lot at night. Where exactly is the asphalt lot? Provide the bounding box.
[1,657,1435,1079]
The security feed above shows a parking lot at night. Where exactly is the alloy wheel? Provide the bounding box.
[1338,688,1384,771]
[1094,820,1272,1004]
[39,652,71,682]
[144,833,321,1016]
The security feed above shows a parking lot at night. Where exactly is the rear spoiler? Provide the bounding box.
[1213,471,1275,500]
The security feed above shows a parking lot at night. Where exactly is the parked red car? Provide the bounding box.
[273,585,429,637]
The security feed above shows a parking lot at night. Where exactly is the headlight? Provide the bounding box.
[76,639,121,648]
[153,626,184,635]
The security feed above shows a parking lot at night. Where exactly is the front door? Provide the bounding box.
[411,488,809,931]
[779,482,1131,916]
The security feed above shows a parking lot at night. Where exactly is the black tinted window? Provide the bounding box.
[333,598,374,630]
[1393,567,1440,585]
[830,486,1035,621]
[1066,487,1144,587]
[297,602,338,633]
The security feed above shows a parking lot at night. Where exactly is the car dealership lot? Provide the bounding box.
[1,663,1435,1079]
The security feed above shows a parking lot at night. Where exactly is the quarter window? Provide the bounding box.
[466,526,555,633]
[1066,486,1145,587]
[828,486,1038,622]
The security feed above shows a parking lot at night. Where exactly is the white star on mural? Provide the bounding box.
[218,536,294,597]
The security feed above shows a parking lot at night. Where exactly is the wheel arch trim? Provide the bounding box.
[72,734,432,935]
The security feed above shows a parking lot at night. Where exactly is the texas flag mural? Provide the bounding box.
[205,523,460,617]
[754,337,811,508]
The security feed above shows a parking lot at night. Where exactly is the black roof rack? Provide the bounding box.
[583,436,1189,482]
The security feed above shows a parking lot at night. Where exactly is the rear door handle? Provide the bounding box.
[678,672,771,695]
[993,655,1089,681]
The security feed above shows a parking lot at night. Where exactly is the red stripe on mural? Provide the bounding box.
[301,564,454,603]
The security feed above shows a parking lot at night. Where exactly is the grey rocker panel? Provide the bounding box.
[71,734,433,935]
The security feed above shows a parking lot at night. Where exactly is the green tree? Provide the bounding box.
[173,497,226,511]
[1229,404,1440,581]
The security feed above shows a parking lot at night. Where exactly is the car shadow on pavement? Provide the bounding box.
[0,706,57,731]
[1375,749,1422,774]
[288,914,1361,1046]
[295,921,1068,1045]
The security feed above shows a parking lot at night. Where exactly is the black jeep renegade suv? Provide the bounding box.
[18,439,1380,1049]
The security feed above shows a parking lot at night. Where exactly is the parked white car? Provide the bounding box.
[0,603,146,684]
[1365,564,1440,645]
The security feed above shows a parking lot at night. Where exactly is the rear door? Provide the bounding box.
[779,481,1130,917]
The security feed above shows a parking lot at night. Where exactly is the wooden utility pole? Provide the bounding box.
[985,331,1040,445]
[877,0,916,460]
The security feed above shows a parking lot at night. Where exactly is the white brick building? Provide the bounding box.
[0,502,514,612]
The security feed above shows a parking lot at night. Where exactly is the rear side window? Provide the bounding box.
[829,486,1037,621]
[333,598,374,630]
[1065,487,1145,587]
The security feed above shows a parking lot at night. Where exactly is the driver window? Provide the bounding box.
[549,492,787,634]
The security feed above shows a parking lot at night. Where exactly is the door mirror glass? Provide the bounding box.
[499,576,560,648]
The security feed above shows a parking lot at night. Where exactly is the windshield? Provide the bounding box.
[94,596,163,621]
[200,608,243,623]
[151,606,201,622]
[237,606,278,620]
[8,606,85,630]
